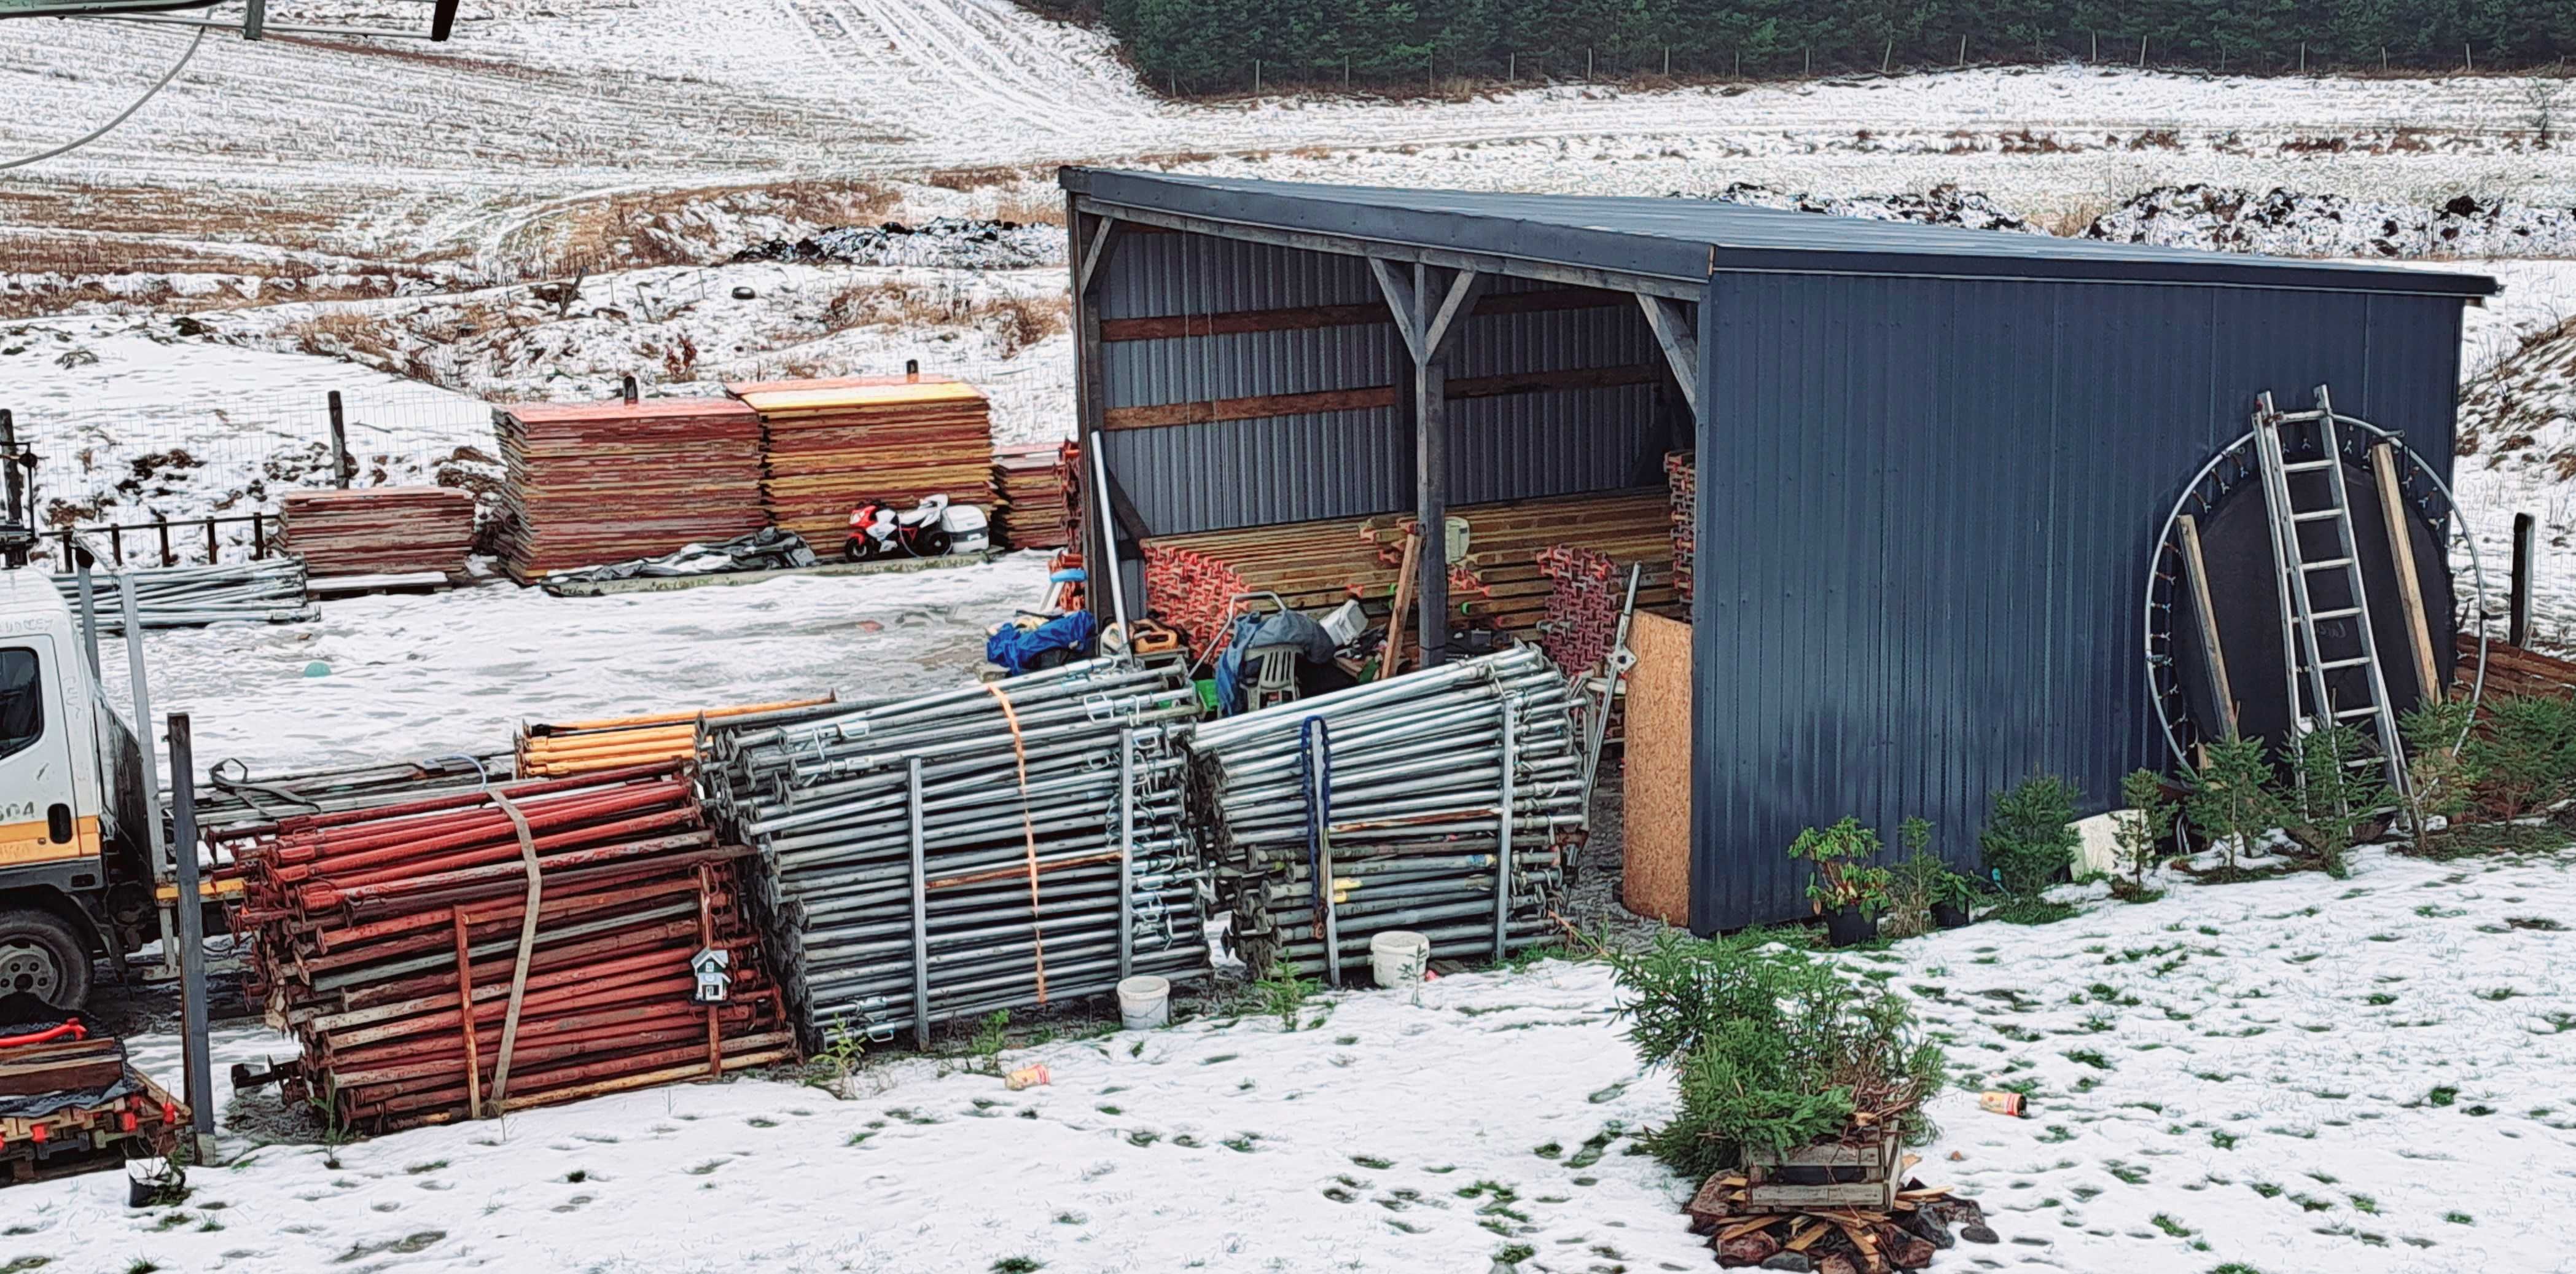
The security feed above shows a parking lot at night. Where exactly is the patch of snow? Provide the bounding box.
[2090,185,2576,259]
[1696,181,2043,232]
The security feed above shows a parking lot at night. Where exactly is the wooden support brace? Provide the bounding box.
[2371,442,2441,704]
[1636,295,1700,421]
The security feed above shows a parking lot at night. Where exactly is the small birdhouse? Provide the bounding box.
[689,948,732,1005]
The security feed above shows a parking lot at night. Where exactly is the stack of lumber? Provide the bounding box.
[729,376,994,549]
[1534,544,1680,673]
[1360,489,1671,634]
[1666,451,1696,605]
[1140,514,1397,659]
[0,1024,187,1184]
[991,441,1076,550]
[493,396,765,580]
[279,488,476,578]
[516,696,839,777]
[218,763,794,1133]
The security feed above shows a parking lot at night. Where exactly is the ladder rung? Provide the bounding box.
[2335,706,2379,720]
[2301,557,2354,571]
[2319,656,2372,671]
[2292,509,2344,523]
[2282,459,2336,474]
[2309,606,2362,620]
[2343,757,2381,768]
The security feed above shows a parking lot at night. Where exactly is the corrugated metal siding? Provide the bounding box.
[1096,233,1669,536]
[1689,273,2467,934]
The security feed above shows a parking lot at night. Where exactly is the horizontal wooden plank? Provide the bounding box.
[1099,287,1629,342]
[1103,362,1661,431]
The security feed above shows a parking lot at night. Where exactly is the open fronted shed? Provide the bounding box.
[1057,167,2497,934]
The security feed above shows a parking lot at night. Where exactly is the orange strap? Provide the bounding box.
[981,682,1048,1005]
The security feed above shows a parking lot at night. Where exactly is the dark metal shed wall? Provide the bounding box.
[1094,230,1669,537]
[1687,273,2466,934]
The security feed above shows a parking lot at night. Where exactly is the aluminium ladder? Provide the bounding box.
[2250,386,2411,799]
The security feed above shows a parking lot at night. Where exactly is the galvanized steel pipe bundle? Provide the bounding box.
[1190,647,1585,981]
[698,660,1209,1047]
[55,558,316,630]
[219,762,794,1132]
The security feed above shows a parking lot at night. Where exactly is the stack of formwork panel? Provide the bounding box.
[1666,451,1696,605]
[697,660,1209,1046]
[492,396,766,580]
[991,443,1072,550]
[1140,515,1398,660]
[728,376,994,549]
[1534,545,1679,674]
[279,488,477,578]
[220,763,794,1132]
[1360,490,1671,635]
[1192,648,1585,981]
[0,1026,189,1184]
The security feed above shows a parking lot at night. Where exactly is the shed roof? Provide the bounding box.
[1061,170,2499,299]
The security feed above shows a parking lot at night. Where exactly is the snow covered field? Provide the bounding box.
[6,841,2570,1274]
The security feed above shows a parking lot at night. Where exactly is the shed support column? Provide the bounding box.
[1637,295,1701,426]
[1372,259,1486,668]
[1068,200,1123,620]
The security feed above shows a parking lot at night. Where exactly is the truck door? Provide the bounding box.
[0,633,87,870]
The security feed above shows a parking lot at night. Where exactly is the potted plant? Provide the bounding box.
[1790,817,1891,947]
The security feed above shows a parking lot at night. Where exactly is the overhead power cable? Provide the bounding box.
[1,25,208,171]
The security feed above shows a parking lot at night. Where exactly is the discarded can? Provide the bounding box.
[1978,1090,2026,1117]
[1004,1063,1052,1091]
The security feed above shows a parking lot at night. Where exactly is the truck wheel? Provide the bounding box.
[0,909,92,1009]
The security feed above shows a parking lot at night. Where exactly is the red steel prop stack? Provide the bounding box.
[492,396,766,580]
[221,763,794,1133]
[728,375,995,549]
[278,487,476,578]
[1139,515,1397,659]
[1666,450,1696,605]
[991,442,1074,550]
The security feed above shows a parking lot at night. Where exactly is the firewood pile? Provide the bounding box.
[728,375,995,550]
[491,396,767,580]
[1686,1159,1991,1272]
[279,487,477,578]
[1667,450,1696,605]
[991,441,1077,550]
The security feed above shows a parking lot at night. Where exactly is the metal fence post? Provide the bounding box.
[165,713,217,1160]
[327,390,351,488]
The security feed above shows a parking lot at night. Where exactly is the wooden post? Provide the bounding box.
[1253,59,1261,94]
[1415,266,1450,668]
[1957,34,1965,68]
[2177,516,2239,737]
[1067,195,1113,622]
[1379,530,1418,681]
[2511,512,2535,647]
[2139,35,2147,67]
[2371,444,2441,704]
[1509,52,1515,82]
[1881,39,1892,73]
[1663,45,1670,76]
[327,389,351,489]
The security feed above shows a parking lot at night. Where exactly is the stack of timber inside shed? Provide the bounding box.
[728,376,994,549]
[493,396,765,580]
[279,487,477,578]
[221,763,794,1131]
[991,441,1076,550]
[1362,488,1670,635]
[1141,515,1397,660]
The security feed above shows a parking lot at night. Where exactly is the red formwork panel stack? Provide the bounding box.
[492,396,766,579]
[279,487,477,578]
[727,375,994,550]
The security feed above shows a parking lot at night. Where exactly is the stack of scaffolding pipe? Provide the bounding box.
[698,660,1209,1046]
[56,559,316,630]
[1190,647,1585,981]
[189,754,516,835]
[218,762,793,1132]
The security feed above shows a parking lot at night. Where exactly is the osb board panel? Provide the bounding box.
[1622,609,1692,925]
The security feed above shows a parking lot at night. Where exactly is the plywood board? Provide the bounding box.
[1621,609,1692,925]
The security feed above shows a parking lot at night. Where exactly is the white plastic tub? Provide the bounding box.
[1370,930,1431,989]
[1116,975,1171,1030]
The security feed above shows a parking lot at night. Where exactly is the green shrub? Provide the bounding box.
[1789,816,1892,917]
[2465,695,2576,819]
[2114,769,2175,889]
[1881,818,1971,937]
[2187,735,2279,877]
[1980,775,2080,897]
[2398,699,2480,854]
[2280,723,2392,877]
[1608,934,1943,1180]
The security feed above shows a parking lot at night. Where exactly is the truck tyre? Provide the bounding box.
[0,908,92,1009]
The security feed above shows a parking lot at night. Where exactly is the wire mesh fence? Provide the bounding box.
[12,383,496,569]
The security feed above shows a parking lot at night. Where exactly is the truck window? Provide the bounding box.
[0,648,39,762]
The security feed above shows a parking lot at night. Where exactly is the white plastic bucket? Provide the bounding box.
[1116,975,1171,1030]
[1370,930,1431,989]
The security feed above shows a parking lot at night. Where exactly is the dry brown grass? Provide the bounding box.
[924,165,1026,190]
[496,180,899,278]
[821,281,1067,356]
[2035,197,2112,238]
[993,192,1067,226]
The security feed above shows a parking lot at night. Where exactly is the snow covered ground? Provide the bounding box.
[7,840,2570,1273]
